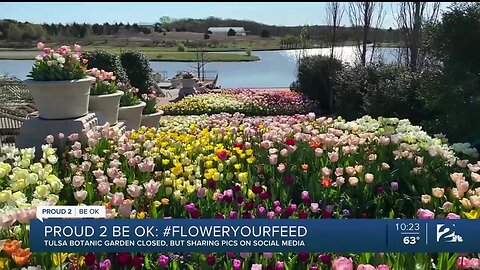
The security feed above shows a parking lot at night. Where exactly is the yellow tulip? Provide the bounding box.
[52,253,68,266]
[234,164,242,170]
[465,210,480,219]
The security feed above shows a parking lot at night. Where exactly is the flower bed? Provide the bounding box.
[1,114,480,269]
[159,89,318,116]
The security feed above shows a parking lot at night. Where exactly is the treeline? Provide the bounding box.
[0,17,402,45]
[161,16,401,43]
[0,19,154,42]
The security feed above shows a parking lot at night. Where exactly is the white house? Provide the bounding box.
[207,27,246,36]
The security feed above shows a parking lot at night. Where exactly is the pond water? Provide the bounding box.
[0,46,400,88]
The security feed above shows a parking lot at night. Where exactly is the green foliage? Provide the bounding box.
[421,2,480,143]
[119,50,159,96]
[295,55,343,114]
[227,28,236,36]
[260,29,270,38]
[245,48,252,56]
[177,42,186,52]
[119,84,140,107]
[82,50,130,85]
[141,92,158,114]
[28,44,88,81]
[88,69,118,96]
[334,64,428,123]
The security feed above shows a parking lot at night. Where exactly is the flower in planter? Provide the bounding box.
[141,91,159,115]
[119,83,141,107]
[28,42,88,81]
[88,68,118,96]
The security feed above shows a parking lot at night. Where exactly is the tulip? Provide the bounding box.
[233,259,242,270]
[332,257,353,270]
[158,254,169,268]
[417,208,435,219]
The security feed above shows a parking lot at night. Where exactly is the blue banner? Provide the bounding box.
[29,219,480,253]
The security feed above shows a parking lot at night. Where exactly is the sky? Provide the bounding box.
[0,2,453,28]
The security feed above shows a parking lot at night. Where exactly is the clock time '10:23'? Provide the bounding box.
[395,223,420,231]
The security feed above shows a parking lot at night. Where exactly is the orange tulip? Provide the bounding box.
[3,240,21,256]
[12,248,30,267]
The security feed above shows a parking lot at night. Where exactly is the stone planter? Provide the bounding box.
[24,76,95,120]
[181,78,195,88]
[141,110,164,128]
[89,90,124,125]
[118,102,146,131]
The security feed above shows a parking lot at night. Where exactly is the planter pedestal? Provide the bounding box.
[16,113,99,160]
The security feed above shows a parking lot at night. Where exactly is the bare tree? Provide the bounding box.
[394,2,441,71]
[348,2,385,66]
[369,3,386,63]
[326,2,344,59]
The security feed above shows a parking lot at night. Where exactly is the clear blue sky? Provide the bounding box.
[0,2,453,28]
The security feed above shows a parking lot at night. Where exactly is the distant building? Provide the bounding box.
[207,27,247,36]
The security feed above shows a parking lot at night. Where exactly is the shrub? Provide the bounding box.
[227,28,236,36]
[119,50,159,96]
[177,42,186,52]
[334,64,428,123]
[260,29,270,38]
[295,55,342,114]
[82,50,130,85]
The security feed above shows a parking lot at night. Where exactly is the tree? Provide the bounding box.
[6,23,22,41]
[260,29,270,38]
[227,28,236,36]
[348,2,385,66]
[326,2,344,59]
[394,2,441,71]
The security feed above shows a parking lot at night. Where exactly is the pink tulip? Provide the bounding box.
[332,257,353,270]
[119,202,133,218]
[269,155,278,165]
[93,169,104,178]
[314,148,324,157]
[277,163,286,173]
[310,203,319,213]
[16,209,30,224]
[417,208,435,219]
[97,182,111,195]
[81,161,91,172]
[110,192,124,206]
[263,252,273,259]
[233,259,242,270]
[377,265,390,270]
[328,151,339,162]
[357,264,376,270]
[456,257,472,269]
[0,212,16,229]
[45,135,54,144]
[72,175,85,188]
[127,184,143,198]
[73,44,81,52]
[74,190,87,202]
[138,157,155,172]
[144,180,160,199]
[113,177,127,188]
[446,213,461,219]
[68,133,79,141]
[37,42,45,50]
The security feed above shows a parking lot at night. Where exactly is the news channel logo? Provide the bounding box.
[436,224,463,243]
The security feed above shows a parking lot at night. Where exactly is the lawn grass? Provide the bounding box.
[0,47,260,62]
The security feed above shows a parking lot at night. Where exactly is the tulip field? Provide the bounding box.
[1,92,480,269]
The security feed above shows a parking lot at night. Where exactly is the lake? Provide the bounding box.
[0,46,399,88]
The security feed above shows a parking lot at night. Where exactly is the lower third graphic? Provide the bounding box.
[436,224,463,243]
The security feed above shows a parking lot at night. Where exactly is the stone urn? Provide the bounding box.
[89,90,124,125]
[141,110,164,128]
[118,102,146,131]
[24,76,96,120]
[181,78,195,88]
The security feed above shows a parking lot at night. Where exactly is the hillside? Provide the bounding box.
[0,18,402,50]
